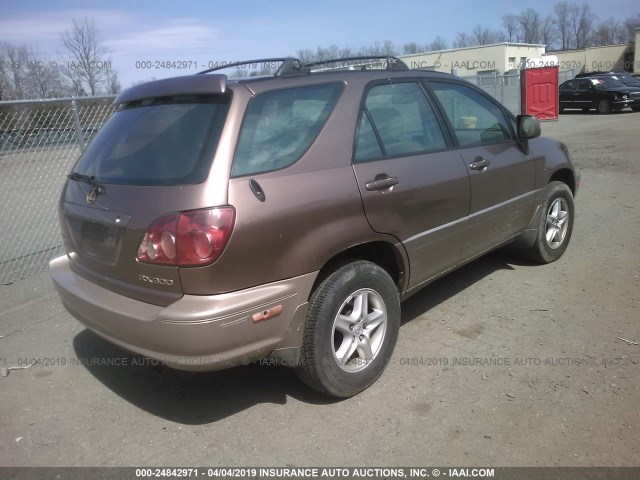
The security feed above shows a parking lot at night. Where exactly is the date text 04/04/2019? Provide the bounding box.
[398,357,602,366]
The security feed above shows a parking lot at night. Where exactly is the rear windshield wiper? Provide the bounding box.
[67,172,105,198]
[67,172,101,187]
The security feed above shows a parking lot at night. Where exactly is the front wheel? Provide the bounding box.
[522,181,575,263]
[295,261,400,397]
[597,99,611,114]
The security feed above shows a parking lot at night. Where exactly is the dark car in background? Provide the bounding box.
[559,76,640,113]
[575,70,640,90]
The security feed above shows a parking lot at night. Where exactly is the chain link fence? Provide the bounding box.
[0,96,116,284]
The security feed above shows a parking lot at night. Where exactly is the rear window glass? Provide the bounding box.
[232,83,343,177]
[73,95,230,186]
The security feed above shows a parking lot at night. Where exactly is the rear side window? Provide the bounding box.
[576,80,590,91]
[74,95,230,186]
[232,83,343,177]
[429,82,513,147]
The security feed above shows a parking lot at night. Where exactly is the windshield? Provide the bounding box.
[611,74,640,86]
[73,95,230,186]
[591,78,625,90]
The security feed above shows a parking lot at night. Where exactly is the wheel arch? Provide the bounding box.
[549,168,576,195]
[312,241,408,299]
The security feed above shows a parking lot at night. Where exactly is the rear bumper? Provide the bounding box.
[49,255,316,371]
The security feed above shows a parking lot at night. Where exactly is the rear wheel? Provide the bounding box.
[522,181,574,263]
[597,99,611,114]
[295,261,400,397]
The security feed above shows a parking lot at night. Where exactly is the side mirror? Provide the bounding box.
[516,115,541,140]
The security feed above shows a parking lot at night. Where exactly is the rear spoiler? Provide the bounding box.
[114,74,227,104]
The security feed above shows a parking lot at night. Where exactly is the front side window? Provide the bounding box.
[354,82,446,161]
[429,82,513,147]
[232,83,343,176]
[561,81,576,91]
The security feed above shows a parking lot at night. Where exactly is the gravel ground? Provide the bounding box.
[0,112,638,467]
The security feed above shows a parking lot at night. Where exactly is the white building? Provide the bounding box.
[400,43,547,76]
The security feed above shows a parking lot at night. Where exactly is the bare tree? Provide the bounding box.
[326,44,340,59]
[569,3,595,49]
[24,47,62,98]
[0,43,63,99]
[540,16,558,48]
[429,36,448,51]
[0,43,28,99]
[623,13,640,42]
[494,30,508,42]
[372,40,398,56]
[472,25,497,45]
[518,8,541,44]
[402,43,420,55]
[453,32,473,48]
[295,49,315,64]
[105,70,121,95]
[60,18,110,96]
[593,19,621,46]
[553,2,572,49]
[402,37,446,55]
[503,15,520,42]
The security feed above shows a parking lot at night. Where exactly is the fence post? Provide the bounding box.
[71,97,86,152]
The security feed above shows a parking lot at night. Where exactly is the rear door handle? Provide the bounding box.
[365,176,399,191]
[469,157,491,171]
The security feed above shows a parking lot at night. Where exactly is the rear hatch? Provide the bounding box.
[60,75,231,306]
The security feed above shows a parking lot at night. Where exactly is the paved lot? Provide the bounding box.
[0,112,638,467]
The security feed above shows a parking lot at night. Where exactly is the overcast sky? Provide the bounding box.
[1,0,637,88]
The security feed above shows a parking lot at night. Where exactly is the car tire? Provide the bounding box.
[597,99,611,114]
[295,260,400,398]
[632,106,640,112]
[522,181,574,264]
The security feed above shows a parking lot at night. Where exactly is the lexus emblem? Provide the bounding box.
[86,187,101,204]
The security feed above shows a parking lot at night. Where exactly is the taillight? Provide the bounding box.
[137,207,235,266]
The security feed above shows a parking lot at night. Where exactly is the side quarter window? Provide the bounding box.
[232,83,343,177]
[428,82,514,148]
[354,82,447,162]
[354,113,383,162]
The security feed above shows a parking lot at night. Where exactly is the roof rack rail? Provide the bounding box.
[306,56,409,71]
[198,57,306,77]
